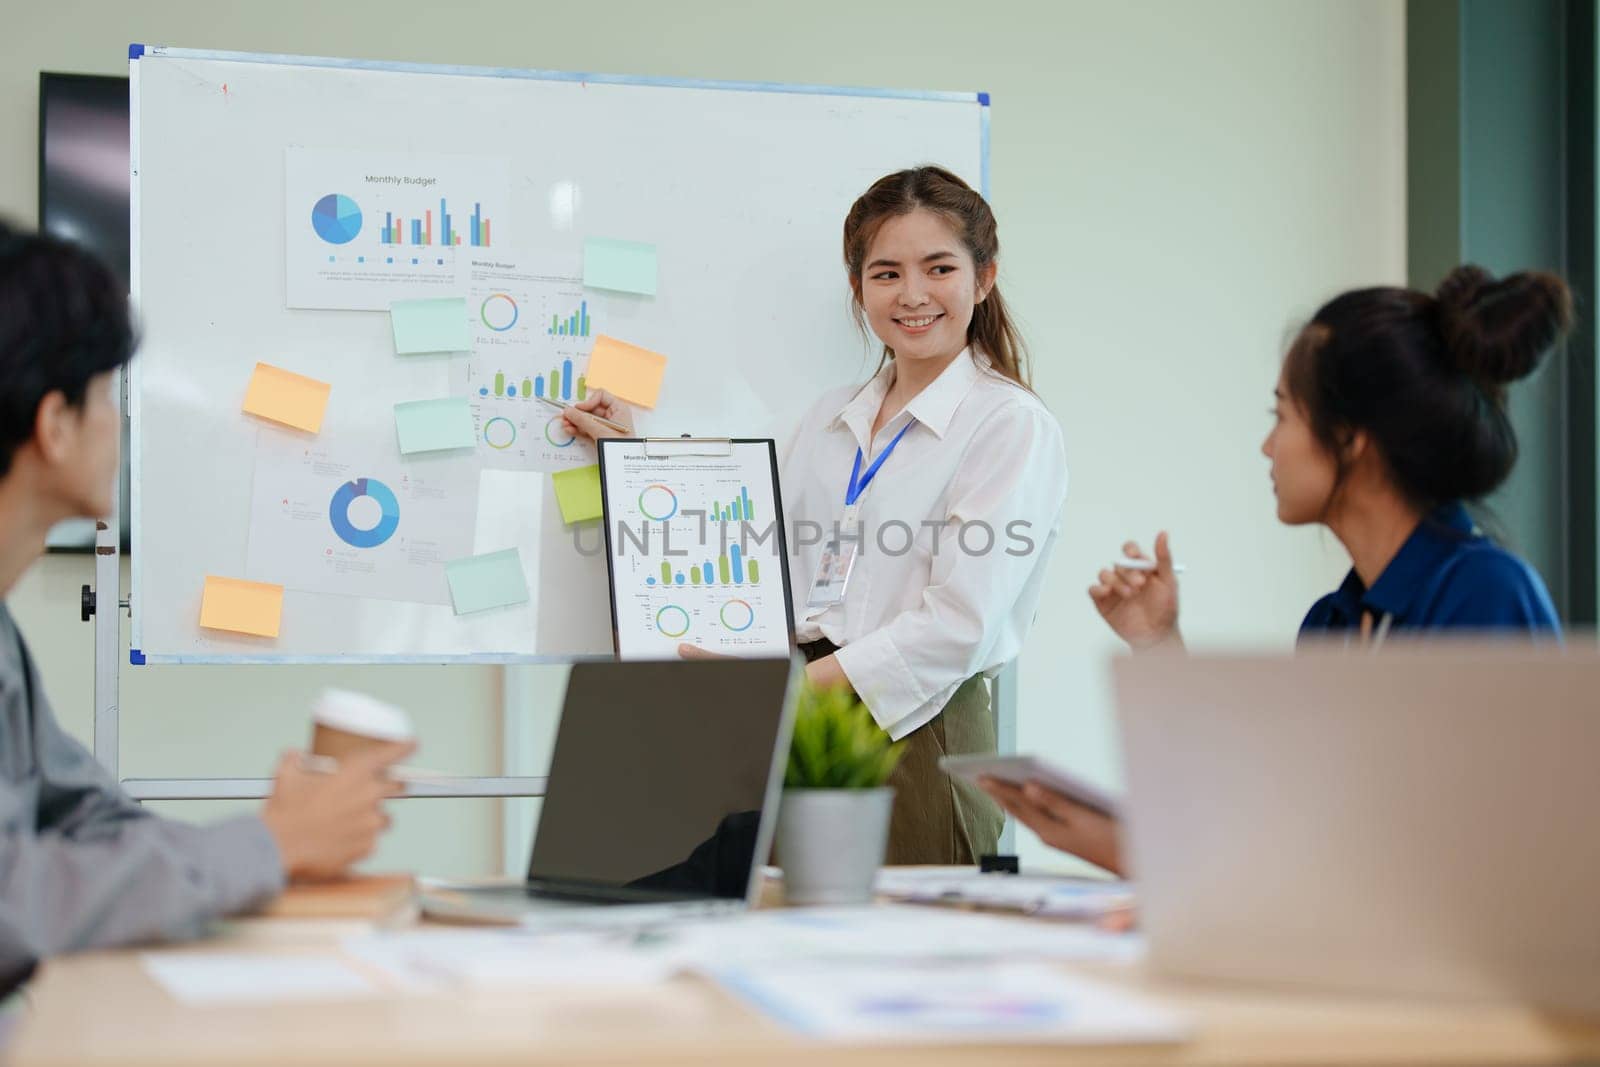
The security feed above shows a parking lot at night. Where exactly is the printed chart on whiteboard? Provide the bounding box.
[599,440,793,660]
[245,427,480,606]
[285,147,510,310]
[448,255,602,472]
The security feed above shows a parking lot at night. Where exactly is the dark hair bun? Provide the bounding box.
[1435,264,1573,387]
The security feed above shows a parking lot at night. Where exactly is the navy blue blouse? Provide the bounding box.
[1298,502,1561,640]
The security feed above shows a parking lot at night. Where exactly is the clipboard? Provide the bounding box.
[597,438,796,660]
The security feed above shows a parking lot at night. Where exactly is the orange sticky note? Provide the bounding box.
[199,576,284,638]
[242,362,332,433]
[584,335,668,409]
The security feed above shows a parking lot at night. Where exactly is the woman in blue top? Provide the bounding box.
[982,264,1571,873]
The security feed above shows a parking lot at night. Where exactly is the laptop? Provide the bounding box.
[422,656,801,925]
[1112,643,1600,1020]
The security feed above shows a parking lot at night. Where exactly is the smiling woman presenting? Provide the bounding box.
[566,167,1069,865]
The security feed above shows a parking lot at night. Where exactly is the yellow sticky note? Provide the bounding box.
[242,363,331,434]
[199,576,284,638]
[584,335,668,409]
[552,464,604,525]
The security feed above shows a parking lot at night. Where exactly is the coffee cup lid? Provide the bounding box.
[312,689,414,741]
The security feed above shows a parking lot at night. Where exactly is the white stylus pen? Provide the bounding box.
[1114,557,1188,575]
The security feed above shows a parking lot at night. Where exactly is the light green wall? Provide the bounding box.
[3,0,1403,873]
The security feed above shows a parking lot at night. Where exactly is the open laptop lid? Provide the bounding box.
[1112,643,1600,1018]
[525,657,801,907]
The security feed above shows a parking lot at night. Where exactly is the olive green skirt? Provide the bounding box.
[800,640,1003,865]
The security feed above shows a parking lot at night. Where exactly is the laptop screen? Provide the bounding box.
[526,658,797,900]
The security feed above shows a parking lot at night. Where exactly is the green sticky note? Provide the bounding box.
[552,464,603,524]
[393,397,475,454]
[445,548,529,615]
[583,237,657,297]
[390,296,470,354]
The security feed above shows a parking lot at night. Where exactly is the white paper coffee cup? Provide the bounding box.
[311,689,414,760]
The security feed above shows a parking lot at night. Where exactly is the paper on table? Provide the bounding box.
[141,953,379,1005]
[445,548,529,615]
[199,576,284,638]
[583,236,657,296]
[345,930,678,992]
[584,335,668,408]
[551,464,603,524]
[241,362,331,433]
[873,867,1135,921]
[393,397,476,454]
[655,905,1143,968]
[390,296,471,354]
[707,960,1189,1044]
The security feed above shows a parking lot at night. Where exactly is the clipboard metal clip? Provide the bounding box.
[642,436,733,458]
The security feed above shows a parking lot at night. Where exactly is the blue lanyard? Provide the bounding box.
[845,420,916,506]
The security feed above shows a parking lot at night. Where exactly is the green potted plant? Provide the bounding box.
[775,680,907,905]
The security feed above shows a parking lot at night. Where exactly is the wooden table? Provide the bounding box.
[10,902,1600,1066]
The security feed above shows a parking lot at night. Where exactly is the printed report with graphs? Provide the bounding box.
[598,440,794,660]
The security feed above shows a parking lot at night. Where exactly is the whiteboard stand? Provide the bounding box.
[89,366,125,775]
[105,44,988,817]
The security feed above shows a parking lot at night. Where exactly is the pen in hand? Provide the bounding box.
[538,394,631,435]
[1114,558,1187,575]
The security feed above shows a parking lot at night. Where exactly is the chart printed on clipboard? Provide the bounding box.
[600,440,792,660]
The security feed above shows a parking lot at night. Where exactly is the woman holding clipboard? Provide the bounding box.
[565,167,1069,865]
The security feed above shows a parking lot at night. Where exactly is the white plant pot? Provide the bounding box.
[775,787,894,905]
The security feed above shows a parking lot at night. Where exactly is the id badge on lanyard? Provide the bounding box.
[806,503,864,610]
[805,420,915,612]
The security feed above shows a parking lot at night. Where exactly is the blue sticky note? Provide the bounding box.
[390,296,470,354]
[393,397,476,454]
[583,237,657,296]
[445,548,529,615]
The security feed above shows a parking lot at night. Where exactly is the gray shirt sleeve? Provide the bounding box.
[0,606,285,988]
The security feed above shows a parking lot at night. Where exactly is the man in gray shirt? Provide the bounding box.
[0,222,411,993]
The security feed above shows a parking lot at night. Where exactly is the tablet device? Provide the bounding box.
[939,754,1123,819]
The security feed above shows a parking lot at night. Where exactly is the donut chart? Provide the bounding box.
[544,416,576,448]
[719,599,755,632]
[329,477,400,548]
[655,605,691,638]
[480,292,518,332]
[638,484,679,521]
[484,417,516,450]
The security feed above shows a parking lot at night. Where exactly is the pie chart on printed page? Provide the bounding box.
[311,193,363,244]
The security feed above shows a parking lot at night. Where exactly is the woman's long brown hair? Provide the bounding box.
[842,166,1031,390]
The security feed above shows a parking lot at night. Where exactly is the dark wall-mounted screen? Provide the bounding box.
[38,72,131,552]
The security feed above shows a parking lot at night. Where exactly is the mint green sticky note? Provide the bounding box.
[583,237,657,297]
[552,464,604,524]
[393,398,475,454]
[445,548,529,615]
[390,296,470,354]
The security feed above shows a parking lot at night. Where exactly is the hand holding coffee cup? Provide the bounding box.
[259,690,415,882]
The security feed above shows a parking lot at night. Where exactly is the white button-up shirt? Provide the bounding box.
[779,349,1069,740]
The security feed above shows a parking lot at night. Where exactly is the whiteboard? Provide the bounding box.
[129,47,986,663]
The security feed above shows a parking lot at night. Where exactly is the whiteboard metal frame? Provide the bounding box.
[105,45,995,836]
